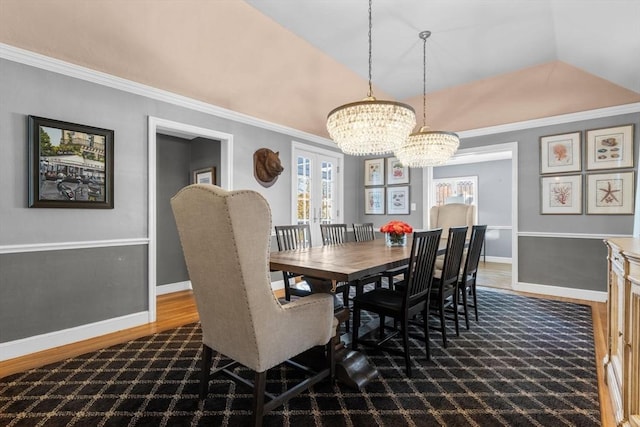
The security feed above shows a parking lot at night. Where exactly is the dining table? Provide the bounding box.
[269,235,449,389]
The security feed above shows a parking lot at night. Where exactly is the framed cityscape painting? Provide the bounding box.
[539,131,581,174]
[586,171,634,214]
[28,116,114,209]
[540,175,582,214]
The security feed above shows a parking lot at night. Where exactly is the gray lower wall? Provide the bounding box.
[519,237,607,291]
[0,245,147,342]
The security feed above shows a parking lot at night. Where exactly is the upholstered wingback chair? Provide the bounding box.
[430,203,475,237]
[171,184,336,425]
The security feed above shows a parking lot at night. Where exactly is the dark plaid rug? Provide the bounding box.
[0,288,600,426]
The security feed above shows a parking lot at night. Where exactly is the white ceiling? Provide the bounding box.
[244,0,640,100]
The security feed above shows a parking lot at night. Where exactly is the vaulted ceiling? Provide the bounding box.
[1,0,639,139]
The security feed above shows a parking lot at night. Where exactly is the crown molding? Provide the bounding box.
[2,43,639,144]
[0,43,335,148]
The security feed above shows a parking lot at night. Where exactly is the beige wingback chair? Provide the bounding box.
[430,203,475,237]
[171,184,336,426]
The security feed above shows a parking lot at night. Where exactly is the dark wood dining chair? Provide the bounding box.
[352,222,407,288]
[274,224,314,301]
[351,229,442,376]
[458,225,487,327]
[320,223,348,245]
[428,226,468,348]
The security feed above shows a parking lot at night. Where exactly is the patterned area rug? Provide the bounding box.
[1,288,600,426]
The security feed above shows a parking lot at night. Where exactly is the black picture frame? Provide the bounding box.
[28,116,114,208]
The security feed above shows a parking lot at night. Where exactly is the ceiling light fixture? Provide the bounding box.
[326,0,416,156]
[395,31,459,167]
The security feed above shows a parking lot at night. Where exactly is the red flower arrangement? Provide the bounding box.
[380,220,413,235]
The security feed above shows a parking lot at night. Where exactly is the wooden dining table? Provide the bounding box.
[269,235,448,389]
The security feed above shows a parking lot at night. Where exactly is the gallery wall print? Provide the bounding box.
[539,131,582,174]
[387,185,410,215]
[364,158,385,186]
[364,187,385,214]
[586,171,635,215]
[386,157,409,185]
[28,116,114,209]
[586,124,634,171]
[540,175,582,214]
[192,167,216,185]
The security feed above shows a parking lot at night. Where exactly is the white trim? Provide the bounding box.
[0,238,148,254]
[0,43,334,148]
[515,282,607,302]
[487,225,512,230]
[458,103,640,138]
[518,231,632,239]
[484,256,512,264]
[148,116,234,324]
[0,311,148,361]
[156,281,192,295]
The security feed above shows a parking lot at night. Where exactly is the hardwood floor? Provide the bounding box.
[0,278,615,426]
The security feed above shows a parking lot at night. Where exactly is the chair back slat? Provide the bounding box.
[404,229,442,306]
[462,225,487,279]
[275,224,312,250]
[320,223,347,245]
[440,226,468,288]
[352,223,375,242]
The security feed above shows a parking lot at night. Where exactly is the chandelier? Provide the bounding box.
[326,0,415,156]
[395,31,459,167]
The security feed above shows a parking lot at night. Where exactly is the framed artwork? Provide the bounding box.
[387,186,410,215]
[386,157,409,185]
[587,171,634,215]
[540,175,582,214]
[192,167,216,185]
[539,131,581,174]
[364,158,384,186]
[586,124,634,170]
[28,116,114,209]
[365,188,385,214]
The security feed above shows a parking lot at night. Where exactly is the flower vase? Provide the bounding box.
[385,232,407,247]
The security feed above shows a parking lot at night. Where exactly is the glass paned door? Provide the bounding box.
[293,145,342,246]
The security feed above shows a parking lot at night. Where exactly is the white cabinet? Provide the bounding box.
[605,238,640,427]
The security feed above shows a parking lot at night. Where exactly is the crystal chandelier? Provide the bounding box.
[326,0,415,156]
[395,31,459,167]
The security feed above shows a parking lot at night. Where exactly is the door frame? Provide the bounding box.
[291,141,344,243]
[423,141,518,288]
[148,116,234,322]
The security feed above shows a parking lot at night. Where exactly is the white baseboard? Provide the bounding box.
[156,281,192,295]
[271,279,285,291]
[483,256,511,264]
[0,311,149,361]
[515,281,607,302]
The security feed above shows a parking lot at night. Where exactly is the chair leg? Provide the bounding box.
[402,319,411,377]
[200,344,213,401]
[460,286,470,330]
[422,308,431,361]
[252,371,267,427]
[351,305,361,350]
[379,314,386,339]
[472,284,479,321]
[453,290,460,337]
[327,338,336,381]
[439,297,447,348]
[284,284,291,301]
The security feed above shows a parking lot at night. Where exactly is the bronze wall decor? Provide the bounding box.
[253,148,284,188]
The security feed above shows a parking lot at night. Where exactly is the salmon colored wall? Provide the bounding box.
[1,0,639,137]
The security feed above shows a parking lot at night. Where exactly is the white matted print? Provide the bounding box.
[540,175,582,214]
[364,158,384,186]
[386,157,409,185]
[387,186,410,215]
[587,171,634,215]
[364,187,385,214]
[586,124,634,170]
[540,131,581,174]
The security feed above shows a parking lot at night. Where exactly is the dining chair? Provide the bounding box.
[351,229,442,376]
[274,224,314,301]
[352,222,407,288]
[320,223,348,245]
[428,226,468,348]
[458,225,487,327]
[171,184,336,426]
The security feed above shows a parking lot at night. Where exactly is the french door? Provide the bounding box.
[292,143,343,246]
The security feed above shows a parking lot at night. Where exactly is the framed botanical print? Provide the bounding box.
[386,157,409,185]
[586,124,634,170]
[364,187,385,214]
[387,186,410,215]
[364,158,384,186]
[539,131,581,174]
[586,171,634,214]
[540,175,582,214]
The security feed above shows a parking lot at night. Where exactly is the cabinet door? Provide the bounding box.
[611,255,625,385]
[628,280,640,422]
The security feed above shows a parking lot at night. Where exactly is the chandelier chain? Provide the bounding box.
[367,0,373,98]
[422,33,427,126]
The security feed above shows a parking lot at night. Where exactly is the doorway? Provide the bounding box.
[147,116,234,322]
